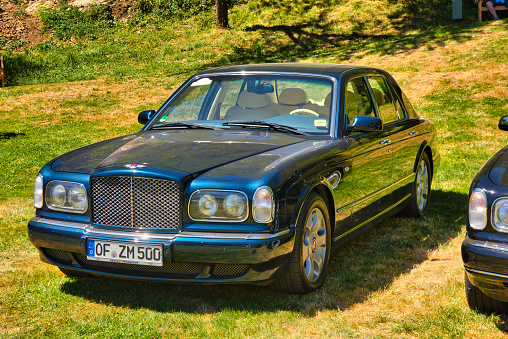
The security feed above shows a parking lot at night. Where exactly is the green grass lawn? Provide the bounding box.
[1,1,508,337]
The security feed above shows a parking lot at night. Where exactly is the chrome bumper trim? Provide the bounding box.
[465,236,508,254]
[466,267,508,281]
[30,216,291,241]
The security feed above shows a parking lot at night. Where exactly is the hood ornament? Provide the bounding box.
[125,164,146,169]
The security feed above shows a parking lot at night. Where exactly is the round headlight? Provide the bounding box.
[493,198,508,233]
[224,194,246,217]
[69,186,87,210]
[198,194,218,216]
[51,184,67,207]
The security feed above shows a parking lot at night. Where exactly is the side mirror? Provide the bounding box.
[499,116,508,131]
[138,110,156,125]
[347,115,383,133]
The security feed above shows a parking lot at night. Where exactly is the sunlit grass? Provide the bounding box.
[1,3,508,338]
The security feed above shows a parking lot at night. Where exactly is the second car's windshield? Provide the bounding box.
[151,74,334,135]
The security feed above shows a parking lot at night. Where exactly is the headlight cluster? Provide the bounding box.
[188,187,274,223]
[37,178,88,213]
[493,198,508,233]
[189,190,249,221]
[469,189,487,230]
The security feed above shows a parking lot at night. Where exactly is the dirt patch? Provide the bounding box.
[0,0,135,50]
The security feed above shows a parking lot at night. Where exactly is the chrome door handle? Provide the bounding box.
[379,139,391,145]
[409,130,418,136]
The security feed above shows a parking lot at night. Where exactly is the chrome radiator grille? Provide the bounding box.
[91,176,180,229]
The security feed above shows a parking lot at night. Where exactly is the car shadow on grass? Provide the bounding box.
[60,189,466,316]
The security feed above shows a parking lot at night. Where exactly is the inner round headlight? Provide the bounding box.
[198,194,218,216]
[51,184,67,207]
[69,186,87,210]
[493,198,508,233]
[224,194,246,217]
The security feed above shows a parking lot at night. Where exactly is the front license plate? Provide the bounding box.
[87,239,163,266]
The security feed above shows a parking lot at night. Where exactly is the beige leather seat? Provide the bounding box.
[224,91,278,120]
[317,92,332,118]
[271,88,318,115]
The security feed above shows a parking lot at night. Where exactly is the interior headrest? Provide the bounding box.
[324,92,332,107]
[237,92,270,109]
[278,88,309,106]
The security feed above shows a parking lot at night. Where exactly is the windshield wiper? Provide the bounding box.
[151,122,218,130]
[222,121,306,135]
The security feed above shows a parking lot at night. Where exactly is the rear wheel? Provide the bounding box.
[403,151,431,218]
[271,193,331,294]
[465,272,508,313]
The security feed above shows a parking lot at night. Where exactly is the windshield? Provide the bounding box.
[151,74,334,135]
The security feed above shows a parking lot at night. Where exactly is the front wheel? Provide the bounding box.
[271,193,331,294]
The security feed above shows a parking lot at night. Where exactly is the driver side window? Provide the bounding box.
[345,77,374,124]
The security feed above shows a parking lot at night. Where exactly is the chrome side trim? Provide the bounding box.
[465,236,508,253]
[334,194,410,241]
[336,173,414,214]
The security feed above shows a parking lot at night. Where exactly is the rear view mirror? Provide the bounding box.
[247,83,274,94]
[347,116,383,133]
[499,116,508,131]
[138,110,156,125]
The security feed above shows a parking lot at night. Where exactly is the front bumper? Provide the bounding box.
[28,216,295,284]
[462,235,508,302]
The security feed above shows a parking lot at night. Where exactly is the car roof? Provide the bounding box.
[194,63,381,77]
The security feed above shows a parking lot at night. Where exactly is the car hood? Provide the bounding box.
[51,129,306,174]
[489,147,508,186]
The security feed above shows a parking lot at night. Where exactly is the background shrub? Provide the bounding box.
[38,4,115,40]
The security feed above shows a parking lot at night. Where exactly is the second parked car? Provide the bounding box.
[463,116,508,312]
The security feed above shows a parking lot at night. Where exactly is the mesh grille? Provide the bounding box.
[42,249,250,280]
[212,264,249,277]
[92,176,180,229]
[44,248,73,265]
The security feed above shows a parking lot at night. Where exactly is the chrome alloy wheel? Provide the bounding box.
[302,207,327,284]
[416,159,429,212]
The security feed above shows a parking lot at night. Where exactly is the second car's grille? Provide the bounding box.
[92,176,180,229]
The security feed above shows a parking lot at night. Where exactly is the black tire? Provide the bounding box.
[271,193,331,294]
[465,271,508,313]
[59,267,90,278]
[403,151,431,218]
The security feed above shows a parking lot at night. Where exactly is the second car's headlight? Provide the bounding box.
[46,181,88,213]
[469,189,487,230]
[493,198,508,233]
[189,190,248,222]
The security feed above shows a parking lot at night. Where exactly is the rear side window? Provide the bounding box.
[367,76,399,124]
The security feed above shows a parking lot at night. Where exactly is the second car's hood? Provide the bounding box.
[51,129,305,174]
[489,146,508,186]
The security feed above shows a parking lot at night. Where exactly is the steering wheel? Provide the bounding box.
[289,108,320,117]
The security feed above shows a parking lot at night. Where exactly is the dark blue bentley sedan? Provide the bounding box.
[28,63,439,294]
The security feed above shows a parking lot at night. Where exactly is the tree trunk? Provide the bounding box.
[216,0,229,28]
